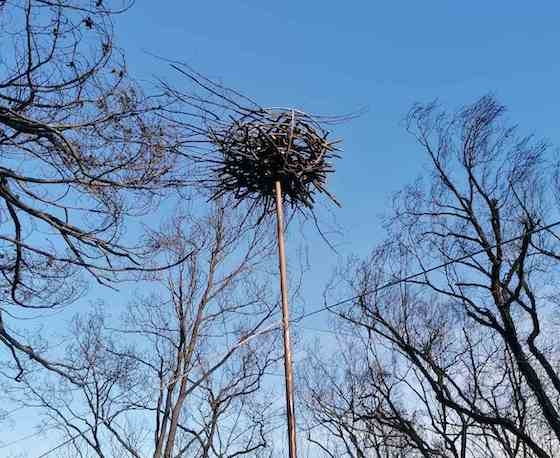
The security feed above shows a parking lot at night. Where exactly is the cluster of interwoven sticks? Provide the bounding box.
[208,109,340,215]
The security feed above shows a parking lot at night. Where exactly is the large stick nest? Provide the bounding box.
[160,63,347,223]
[208,109,340,216]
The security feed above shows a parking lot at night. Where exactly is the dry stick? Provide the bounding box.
[274,179,298,458]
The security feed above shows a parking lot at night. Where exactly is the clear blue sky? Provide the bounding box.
[6,2,560,454]
[116,0,560,258]
[114,0,560,324]
[115,6,560,450]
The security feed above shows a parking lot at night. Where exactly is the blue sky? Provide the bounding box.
[115,4,560,451]
[113,0,560,321]
[5,1,560,455]
[116,0,560,260]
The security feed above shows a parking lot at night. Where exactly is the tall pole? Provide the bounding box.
[274,179,298,458]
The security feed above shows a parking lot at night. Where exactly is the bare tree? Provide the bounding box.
[0,0,191,380]
[21,201,284,457]
[303,96,560,458]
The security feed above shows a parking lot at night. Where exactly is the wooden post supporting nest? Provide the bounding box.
[274,179,298,458]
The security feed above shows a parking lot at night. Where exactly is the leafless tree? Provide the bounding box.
[20,201,284,457]
[0,0,192,380]
[303,96,560,457]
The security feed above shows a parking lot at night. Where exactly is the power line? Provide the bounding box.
[34,219,560,457]
[36,432,79,458]
[33,321,283,457]
[293,219,560,322]
[0,406,51,451]
[0,427,53,451]
[0,404,26,422]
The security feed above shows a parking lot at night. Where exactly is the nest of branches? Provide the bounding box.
[208,109,340,217]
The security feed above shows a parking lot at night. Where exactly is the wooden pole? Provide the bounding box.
[274,179,298,458]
